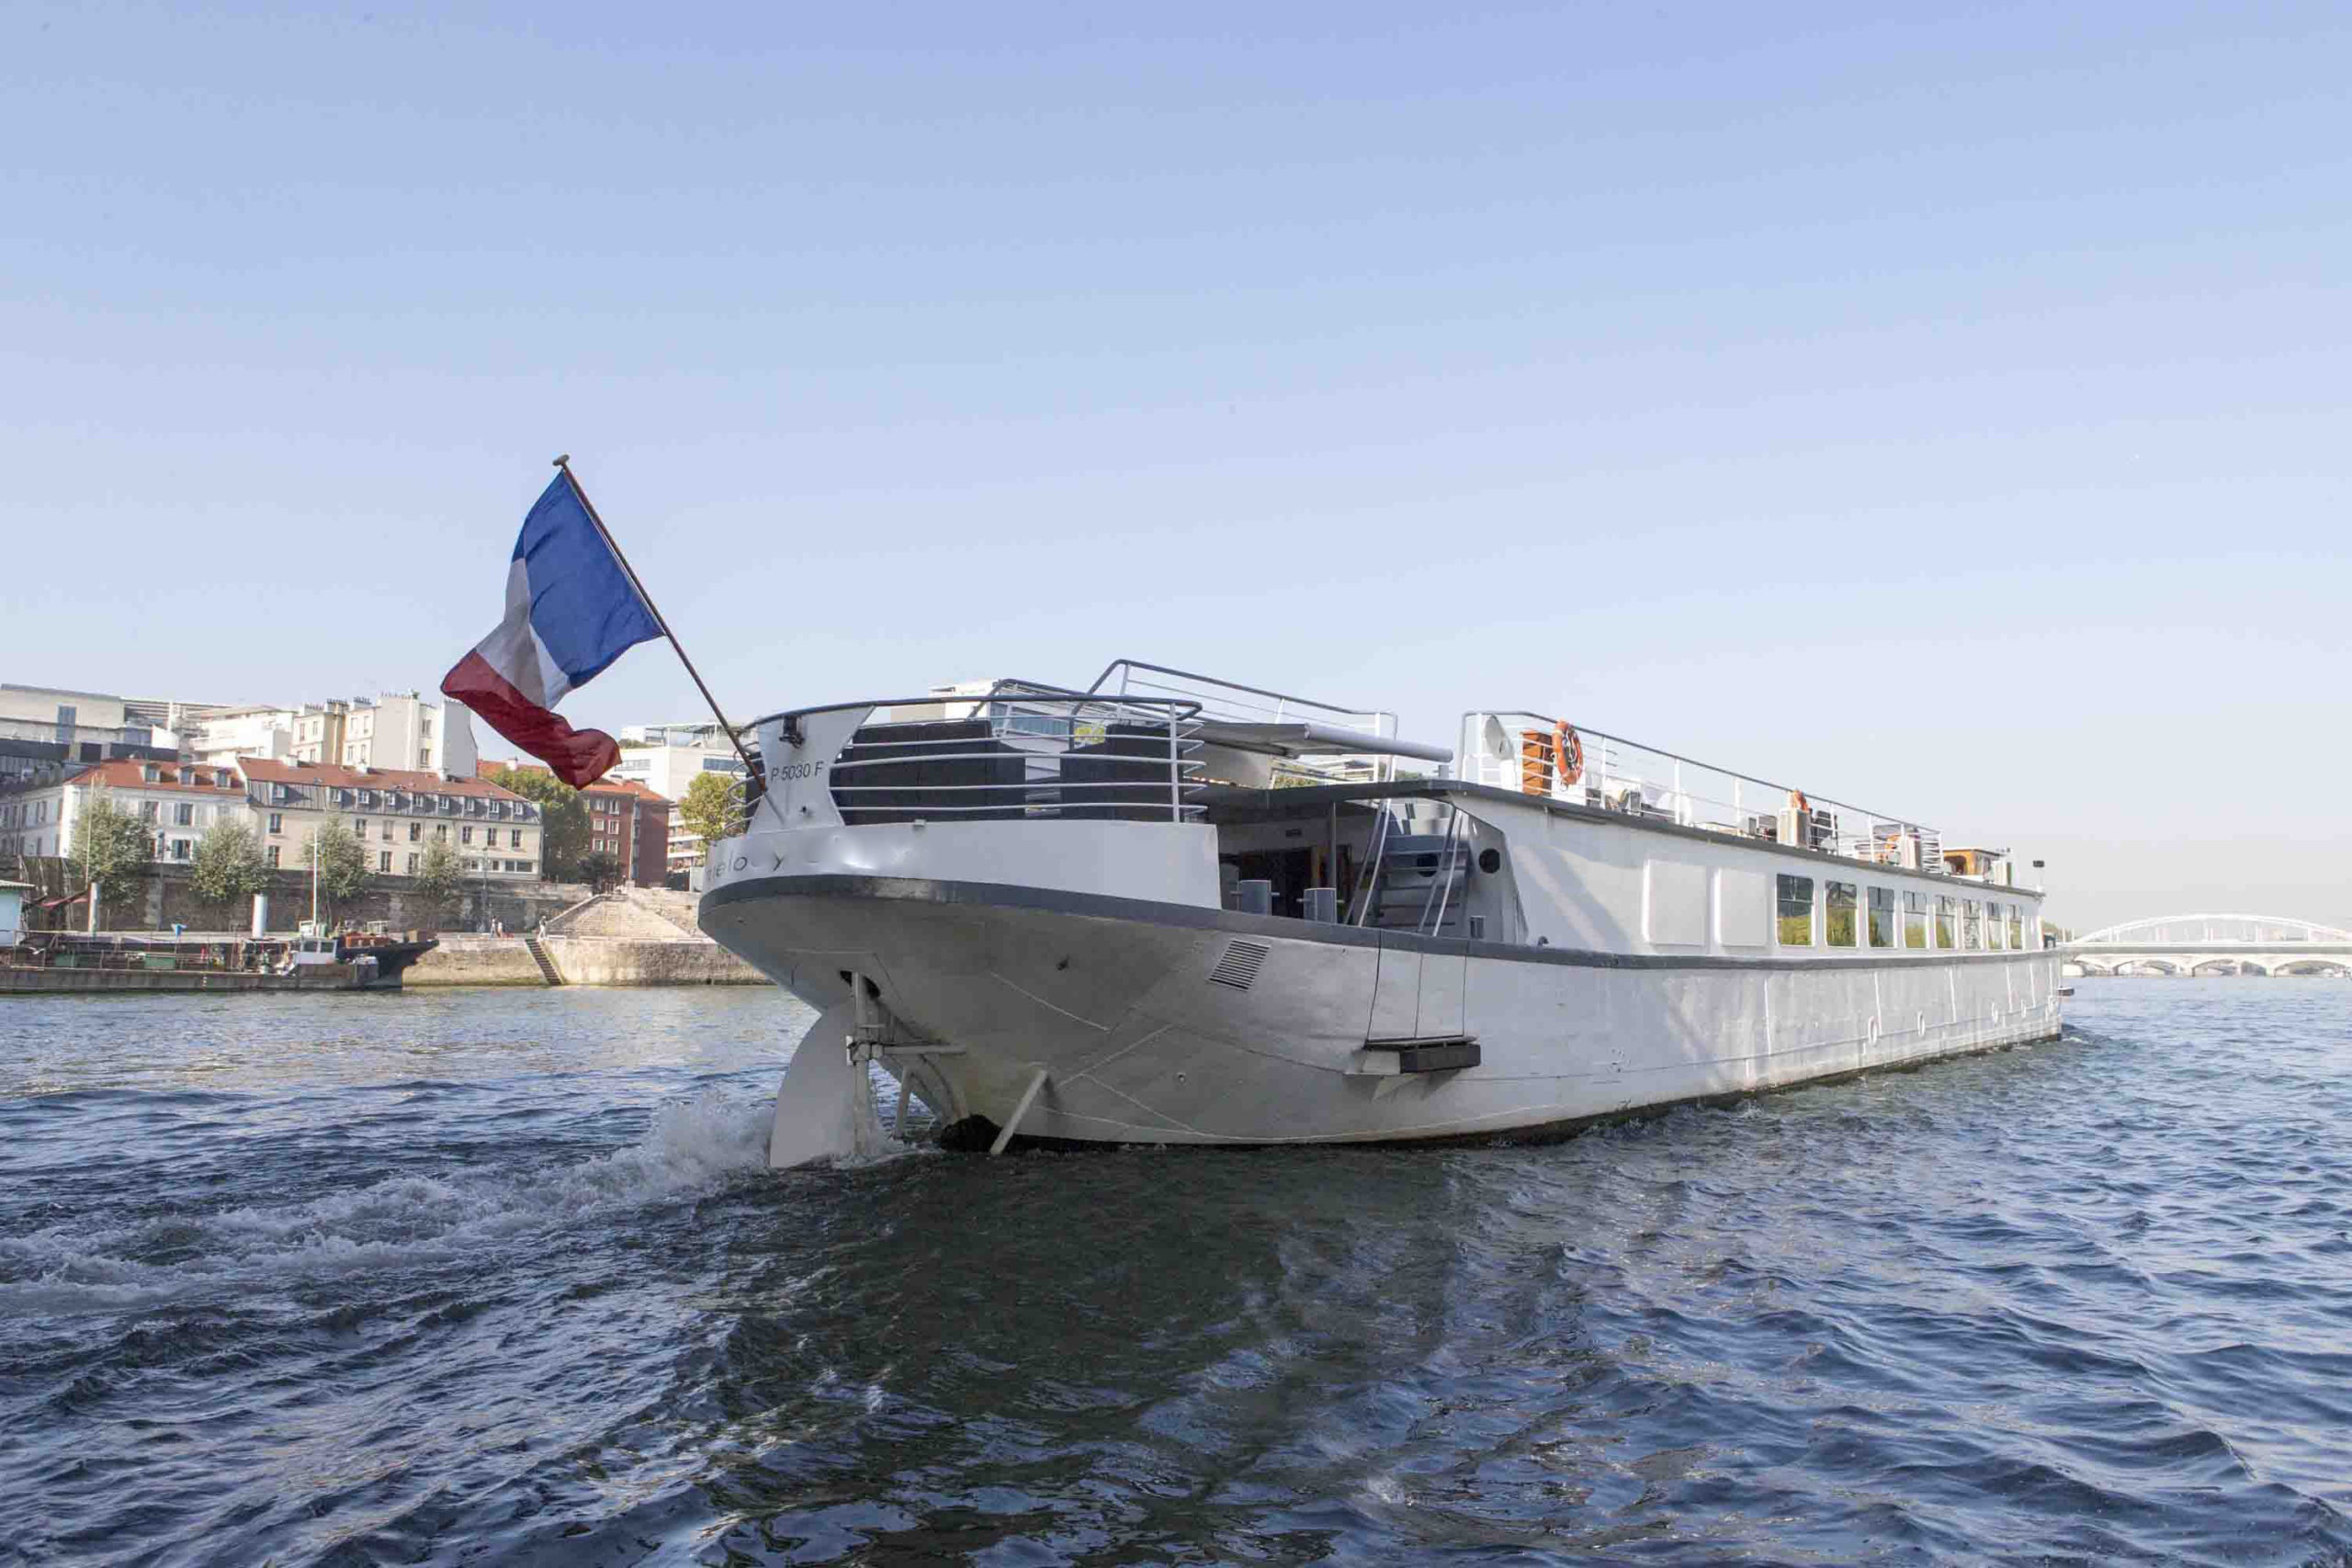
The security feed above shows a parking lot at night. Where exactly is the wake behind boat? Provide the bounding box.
[697,660,2063,1163]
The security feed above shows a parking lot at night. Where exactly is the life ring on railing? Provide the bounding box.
[1552,721,1584,791]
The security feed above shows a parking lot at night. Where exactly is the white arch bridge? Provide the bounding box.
[2065,913,2352,977]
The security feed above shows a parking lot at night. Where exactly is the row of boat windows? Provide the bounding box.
[1776,874,2030,951]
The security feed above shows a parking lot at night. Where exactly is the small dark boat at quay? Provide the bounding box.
[0,921,436,994]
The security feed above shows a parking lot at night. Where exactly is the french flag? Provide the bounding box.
[441,473,663,787]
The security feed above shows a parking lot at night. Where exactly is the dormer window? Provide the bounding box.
[142,765,159,783]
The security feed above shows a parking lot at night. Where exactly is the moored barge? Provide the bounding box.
[1,921,437,994]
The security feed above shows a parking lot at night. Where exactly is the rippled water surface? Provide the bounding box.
[5,980,2348,1565]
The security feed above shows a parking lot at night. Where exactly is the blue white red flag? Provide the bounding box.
[441,473,662,786]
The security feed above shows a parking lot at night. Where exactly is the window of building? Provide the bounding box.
[2008,906,2026,949]
[1776,874,1814,945]
[172,839,191,860]
[1935,896,1956,948]
[354,818,368,839]
[461,826,473,844]
[1962,899,1983,950]
[141,801,160,822]
[518,861,534,875]
[1902,891,1928,948]
[268,845,281,867]
[1825,881,1858,947]
[409,821,421,841]
[379,851,392,873]
[381,822,393,841]
[436,823,448,840]
[175,802,194,826]
[268,812,282,834]
[406,853,419,874]
[1867,886,1894,948]
[510,829,521,847]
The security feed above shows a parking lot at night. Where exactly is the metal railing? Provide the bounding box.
[1088,659,1408,787]
[760,691,1207,824]
[1459,711,1943,870]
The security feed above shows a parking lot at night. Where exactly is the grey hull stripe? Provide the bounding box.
[701,874,2054,975]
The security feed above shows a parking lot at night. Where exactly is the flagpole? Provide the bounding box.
[549,455,763,782]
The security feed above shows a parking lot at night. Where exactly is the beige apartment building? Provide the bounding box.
[240,760,540,877]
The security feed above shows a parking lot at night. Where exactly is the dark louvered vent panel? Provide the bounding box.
[1207,940,1271,991]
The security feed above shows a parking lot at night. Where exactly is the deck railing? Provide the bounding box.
[752,692,1206,825]
[1459,711,1943,870]
[1088,659,1409,786]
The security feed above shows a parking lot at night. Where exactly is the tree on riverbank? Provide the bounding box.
[487,767,588,881]
[413,838,465,921]
[679,772,743,859]
[300,815,371,919]
[68,789,153,925]
[189,818,269,919]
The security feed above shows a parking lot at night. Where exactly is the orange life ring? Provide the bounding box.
[1553,721,1584,790]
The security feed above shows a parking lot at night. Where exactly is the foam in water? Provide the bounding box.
[0,1088,774,1314]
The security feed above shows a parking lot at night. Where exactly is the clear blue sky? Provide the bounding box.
[4,2,2346,930]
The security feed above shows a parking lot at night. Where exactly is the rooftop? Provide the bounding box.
[239,758,525,800]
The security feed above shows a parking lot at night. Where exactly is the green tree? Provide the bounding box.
[68,788,153,926]
[576,849,623,891]
[488,767,588,881]
[301,814,371,917]
[412,836,466,919]
[679,771,744,859]
[189,818,269,913]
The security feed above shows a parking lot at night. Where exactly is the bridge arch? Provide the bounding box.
[2075,913,2352,945]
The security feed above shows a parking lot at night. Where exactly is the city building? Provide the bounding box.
[613,722,748,873]
[337,692,478,776]
[0,683,198,761]
[239,759,539,878]
[479,760,673,886]
[187,705,301,767]
[291,700,347,765]
[0,758,250,863]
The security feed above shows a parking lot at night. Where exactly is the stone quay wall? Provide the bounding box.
[404,934,768,987]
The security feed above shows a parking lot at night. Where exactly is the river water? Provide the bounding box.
[4,980,2346,1566]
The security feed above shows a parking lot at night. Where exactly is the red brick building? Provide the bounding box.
[479,761,672,887]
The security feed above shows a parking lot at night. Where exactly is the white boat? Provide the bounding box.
[697,660,2063,1164]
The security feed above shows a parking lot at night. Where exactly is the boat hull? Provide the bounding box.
[702,874,2064,1147]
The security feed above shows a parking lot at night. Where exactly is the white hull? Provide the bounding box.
[703,875,2064,1146]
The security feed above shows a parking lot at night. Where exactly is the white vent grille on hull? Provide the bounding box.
[1207,940,1271,991]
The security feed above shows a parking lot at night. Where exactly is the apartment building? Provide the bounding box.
[337,692,478,776]
[613,723,747,873]
[0,758,249,863]
[0,683,194,760]
[241,760,539,877]
[480,760,672,886]
[187,705,301,767]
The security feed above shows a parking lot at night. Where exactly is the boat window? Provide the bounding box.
[1867,886,1894,948]
[2008,906,2025,949]
[1987,902,2007,950]
[1935,896,1956,948]
[1825,881,1858,947]
[1776,874,1814,946]
[1962,899,1983,950]
[1902,891,1928,949]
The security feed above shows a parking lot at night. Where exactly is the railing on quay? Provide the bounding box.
[1458,711,1944,870]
